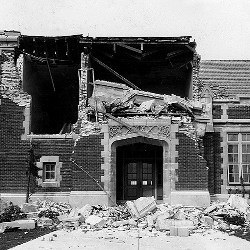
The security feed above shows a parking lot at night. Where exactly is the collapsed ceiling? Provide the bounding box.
[81,36,196,97]
[17,35,197,134]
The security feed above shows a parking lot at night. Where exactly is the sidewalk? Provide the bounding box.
[10,228,250,250]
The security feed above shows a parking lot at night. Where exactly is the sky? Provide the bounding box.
[0,0,250,60]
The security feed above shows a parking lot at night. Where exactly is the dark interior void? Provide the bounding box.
[18,36,195,134]
[23,55,79,134]
[84,43,194,98]
[18,35,81,134]
[116,143,163,200]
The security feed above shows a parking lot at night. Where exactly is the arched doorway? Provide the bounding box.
[116,142,163,201]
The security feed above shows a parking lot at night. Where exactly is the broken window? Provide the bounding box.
[228,133,250,184]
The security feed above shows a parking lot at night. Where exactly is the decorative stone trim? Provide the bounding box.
[21,106,30,140]
[168,123,179,201]
[26,134,77,140]
[109,125,170,139]
[100,118,178,205]
[221,104,228,121]
[100,124,110,196]
[220,129,227,194]
[36,156,62,188]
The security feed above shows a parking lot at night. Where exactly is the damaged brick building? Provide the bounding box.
[0,31,249,207]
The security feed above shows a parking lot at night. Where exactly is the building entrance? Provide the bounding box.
[116,143,163,200]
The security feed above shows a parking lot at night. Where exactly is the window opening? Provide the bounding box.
[228,133,250,184]
[43,162,56,182]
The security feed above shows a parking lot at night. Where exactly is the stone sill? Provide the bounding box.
[213,119,250,123]
[227,185,250,189]
[24,133,78,140]
[40,182,60,188]
[213,99,240,104]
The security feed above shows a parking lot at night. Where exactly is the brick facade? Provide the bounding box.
[0,45,212,204]
[32,139,74,192]
[175,133,208,190]
[0,40,107,203]
[0,98,30,193]
[4,32,250,205]
[0,98,104,194]
[71,135,104,191]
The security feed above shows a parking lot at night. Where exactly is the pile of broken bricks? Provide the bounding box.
[1,195,250,237]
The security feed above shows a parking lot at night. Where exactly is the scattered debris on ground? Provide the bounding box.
[1,195,250,241]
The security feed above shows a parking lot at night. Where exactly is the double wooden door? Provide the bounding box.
[124,160,154,200]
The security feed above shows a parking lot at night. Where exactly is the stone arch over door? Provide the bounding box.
[108,136,170,204]
[100,120,179,205]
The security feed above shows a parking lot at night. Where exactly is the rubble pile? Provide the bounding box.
[52,195,250,238]
[35,199,72,216]
[88,82,205,120]
[38,195,250,237]
[192,53,203,100]
[78,80,208,143]
[34,199,72,227]
[1,195,249,237]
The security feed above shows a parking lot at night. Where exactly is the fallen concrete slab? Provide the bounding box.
[227,195,249,214]
[85,215,106,228]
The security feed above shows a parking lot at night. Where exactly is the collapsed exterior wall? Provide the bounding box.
[0,43,31,195]
[0,33,219,207]
[0,51,30,107]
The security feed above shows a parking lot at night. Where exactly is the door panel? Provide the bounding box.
[126,162,139,200]
[124,161,154,200]
[142,162,154,197]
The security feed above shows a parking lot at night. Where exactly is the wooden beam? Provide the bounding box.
[91,55,141,90]
[165,50,184,60]
[117,43,143,54]
[141,49,161,58]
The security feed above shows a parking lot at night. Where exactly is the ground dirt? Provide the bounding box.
[0,227,56,250]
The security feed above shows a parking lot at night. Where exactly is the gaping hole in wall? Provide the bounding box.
[18,36,196,134]
[81,37,195,98]
[19,36,81,134]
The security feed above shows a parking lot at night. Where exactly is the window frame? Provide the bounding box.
[43,162,56,182]
[227,133,250,185]
[36,156,62,187]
